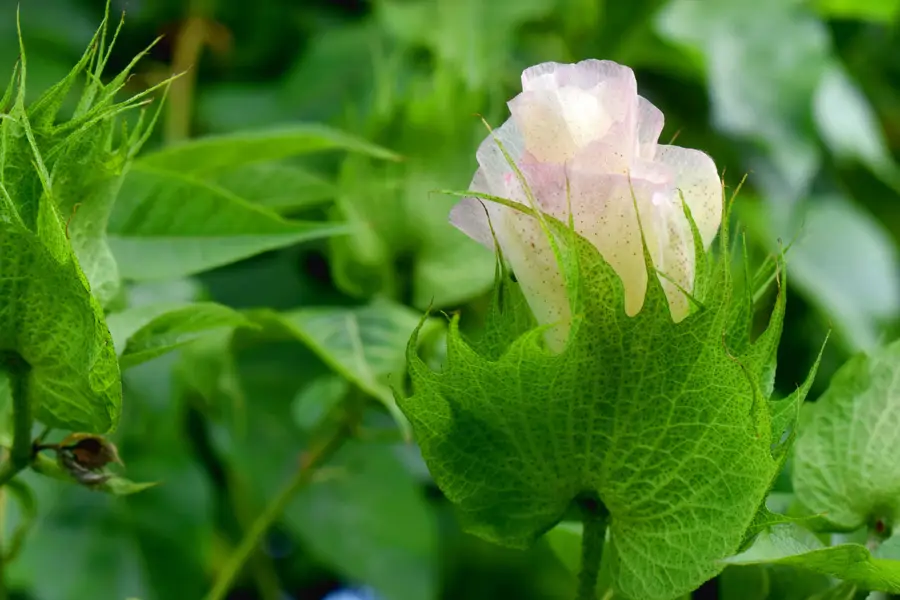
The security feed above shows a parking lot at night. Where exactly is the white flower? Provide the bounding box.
[450,59,722,349]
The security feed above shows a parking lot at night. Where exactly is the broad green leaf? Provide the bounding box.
[377,0,555,89]
[813,64,896,179]
[719,565,770,600]
[105,302,250,370]
[741,195,900,353]
[399,222,820,599]
[210,163,336,213]
[726,524,900,592]
[7,481,151,600]
[792,340,900,531]
[656,0,828,197]
[285,441,438,600]
[249,300,425,434]
[813,0,900,21]
[136,124,400,174]
[291,374,349,431]
[108,165,350,280]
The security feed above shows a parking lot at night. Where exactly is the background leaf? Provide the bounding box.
[792,340,900,531]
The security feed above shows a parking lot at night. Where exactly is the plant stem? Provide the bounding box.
[0,354,32,488]
[576,498,609,600]
[203,426,348,600]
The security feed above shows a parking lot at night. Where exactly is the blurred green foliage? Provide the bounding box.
[3,0,900,598]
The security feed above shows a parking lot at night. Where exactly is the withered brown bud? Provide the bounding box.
[55,433,123,486]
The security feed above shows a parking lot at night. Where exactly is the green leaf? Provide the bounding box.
[249,300,426,435]
[210,163,336,213]
[813,64,895,177]
[108,164,350,280]
[136,124,400,174]
[792,340,900,531]
[291,374,349,431]
[741,195,900,353]
[284,441,438,600]
[812,0,900,21]
[719,565,770,600]
[656,0,829,196]
[398,221,820,599]
[105,302,251,370]
[726,524,900,593]
[377,0,555,89]
[332,156,495,308]
[7,480,151,600]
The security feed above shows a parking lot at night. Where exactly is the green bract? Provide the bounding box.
[398,199,820,599]
[0,16,159,432]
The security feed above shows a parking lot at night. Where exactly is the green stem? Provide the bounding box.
[576,499,609,600]
[0,354,32,488]
[203,426,348,600]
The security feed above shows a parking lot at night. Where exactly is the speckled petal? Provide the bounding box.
[562,153,696,321]
[493,163,572,350]
[654,146,722,247]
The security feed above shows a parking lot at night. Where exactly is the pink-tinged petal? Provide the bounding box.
[636,97,664,160]
[654,146,723,248]
[514,60,641,163]
[522,59,635,93]
[474,118,527,193]
[449,171,495,250]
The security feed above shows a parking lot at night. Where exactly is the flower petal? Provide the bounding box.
[654,146,723,247]
[508,91,582,163]
[562,152,696,321]
[474,118,527,193]
[636,96,664,160]
[449,173,495,250]
[513,60,641,163]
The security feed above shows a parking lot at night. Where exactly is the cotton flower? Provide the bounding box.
[450,60,722,349]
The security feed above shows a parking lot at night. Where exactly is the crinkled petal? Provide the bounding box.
[654,146,722,247]
[522,59,635,93]
[514,60,640,163]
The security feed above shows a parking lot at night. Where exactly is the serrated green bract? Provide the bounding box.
[0,15,158,432]
[399,216,819,599]
[793,339,900,532]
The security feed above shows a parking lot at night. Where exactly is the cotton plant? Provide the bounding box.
[397,60,821,599]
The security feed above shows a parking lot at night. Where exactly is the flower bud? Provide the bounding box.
[451,60,722,349]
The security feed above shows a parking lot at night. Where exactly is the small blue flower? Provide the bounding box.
[322,587,380,600]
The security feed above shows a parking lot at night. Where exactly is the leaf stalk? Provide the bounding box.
[203,422,349,600]
[0,353,33,488]
[577,497,609,600]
